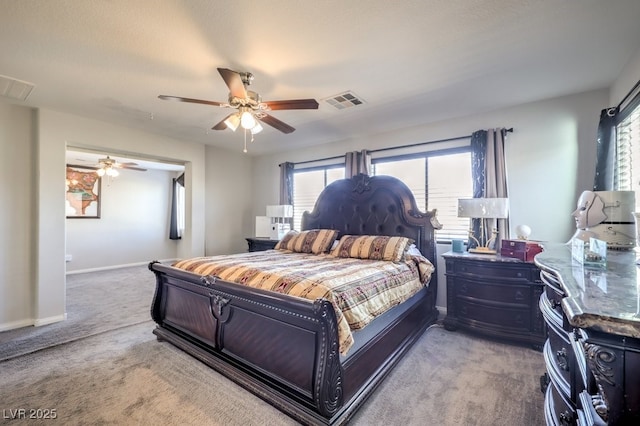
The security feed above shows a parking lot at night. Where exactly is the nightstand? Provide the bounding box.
[442,250,545,349]
[245,237,279,252]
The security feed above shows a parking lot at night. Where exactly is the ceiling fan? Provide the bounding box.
[95,156,147,177]
[159,68,319,151]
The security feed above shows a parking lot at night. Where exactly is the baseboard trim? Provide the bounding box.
[66,258,178,275]
[34,314,66,327]
[0,319,34,332]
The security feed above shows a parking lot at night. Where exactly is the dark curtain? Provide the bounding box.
[279,162,294,205]
[593,107,619,191]
[169,173,184,240]
[345,150,371,177]
[469,130,487,249]
[486,129,510,245]
[279,162,294,229]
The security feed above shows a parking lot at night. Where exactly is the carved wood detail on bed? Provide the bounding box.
[148,174,439,425]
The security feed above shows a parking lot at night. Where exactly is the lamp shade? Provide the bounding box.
[266,205,293,218]
[458,198,509,219]
[224,113,240,132]
[250,122,263,135]
[240,110,257,129]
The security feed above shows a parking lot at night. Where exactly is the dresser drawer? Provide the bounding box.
[455,300,531,331]
[454,278,531,305]
[541,269,565,295]
[546,378,577,426]
[544,335,572,398]
[540,292,563,329]
[544,286,565,319]
[452,261,536,281]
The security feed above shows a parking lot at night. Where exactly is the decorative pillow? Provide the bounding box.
[275,229,339,254]
[330,235,413,262]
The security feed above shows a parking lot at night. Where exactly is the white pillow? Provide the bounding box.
[407,244,423,257]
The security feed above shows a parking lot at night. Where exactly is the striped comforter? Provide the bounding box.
[173,250,434,355]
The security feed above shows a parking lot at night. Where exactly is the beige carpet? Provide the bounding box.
[0,265,545,425]
[0,264,156,361]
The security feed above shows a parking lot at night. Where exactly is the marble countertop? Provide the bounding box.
[534,243,640,339]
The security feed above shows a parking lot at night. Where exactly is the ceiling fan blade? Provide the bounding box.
[217,68,247,99]
[122,166,147,172]
[258,113,296,134]
[119,162,139,167]
[158,95,224,107]
[263,99,319,110]
[212,114,235,130]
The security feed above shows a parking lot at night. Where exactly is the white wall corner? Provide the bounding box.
[0,319,35,332]
[33,313,66,327]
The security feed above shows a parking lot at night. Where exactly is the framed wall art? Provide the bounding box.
[66,165,101,218]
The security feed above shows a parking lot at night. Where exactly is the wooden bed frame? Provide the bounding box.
[148,174,440,425]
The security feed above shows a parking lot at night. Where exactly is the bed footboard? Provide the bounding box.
[149,261,345,423]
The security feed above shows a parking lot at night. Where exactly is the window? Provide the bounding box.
[290,146,472,241]
[372,151,472,240]
[615,100,640,211]
[176,182,185,236]
[292,167,345,231]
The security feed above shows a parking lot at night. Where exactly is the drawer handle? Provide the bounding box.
[556,348,569,371]
[516,272,523,278]
[460,283,468,293]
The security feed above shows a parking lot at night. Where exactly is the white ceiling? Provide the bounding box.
[2,0,640,157]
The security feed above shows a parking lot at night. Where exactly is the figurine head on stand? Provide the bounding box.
[570,190,636,250]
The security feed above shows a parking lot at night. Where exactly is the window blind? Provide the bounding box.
[616,105,640,211]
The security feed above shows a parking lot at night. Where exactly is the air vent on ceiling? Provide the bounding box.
[323,91,365,110]
[0,74,35,101]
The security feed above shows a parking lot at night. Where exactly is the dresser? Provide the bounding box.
[535,244,640,425]
[442,251,546,349]
[245,237,279,252]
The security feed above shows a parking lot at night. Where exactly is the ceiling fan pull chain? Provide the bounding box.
[243,129,248,153]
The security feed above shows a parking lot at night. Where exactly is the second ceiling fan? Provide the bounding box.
[159,68,318,150]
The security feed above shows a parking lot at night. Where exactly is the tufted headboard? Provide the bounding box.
[301,174,440,267]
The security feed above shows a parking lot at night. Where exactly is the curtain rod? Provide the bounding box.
[616,78,640,111]
[292,128,513,166]
[370,134,470,154]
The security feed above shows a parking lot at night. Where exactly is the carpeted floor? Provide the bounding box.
[0,265,546,425]
[0,265,157,361]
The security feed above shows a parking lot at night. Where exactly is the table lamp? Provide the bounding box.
[457,198,509,254]
[266,205,294,240]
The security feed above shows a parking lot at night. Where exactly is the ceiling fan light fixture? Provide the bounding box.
[96,164,119,177]
[240,109,256,129]
[251,122,263,135]
[224,113,240,131]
